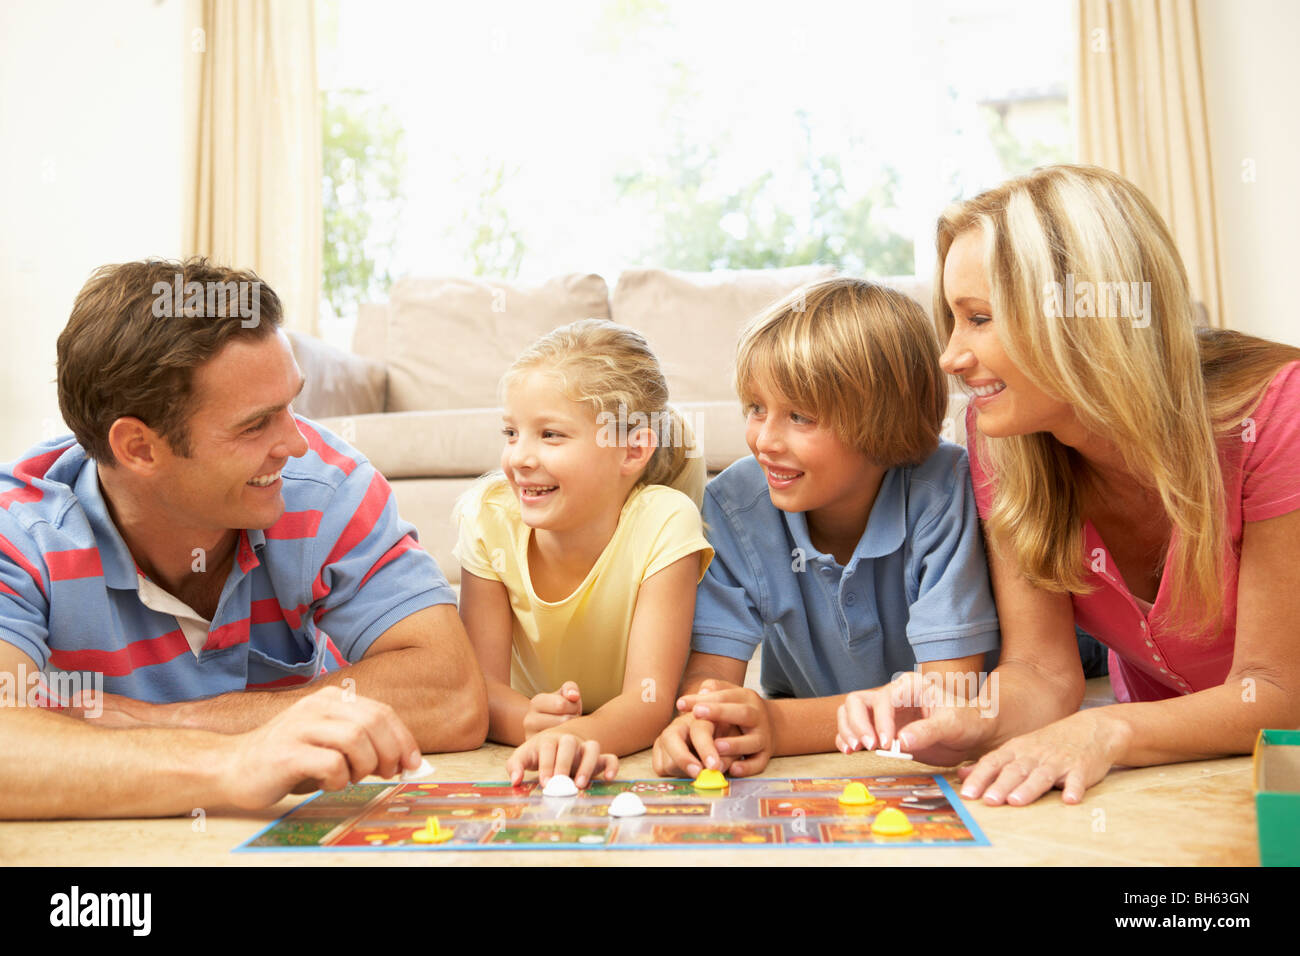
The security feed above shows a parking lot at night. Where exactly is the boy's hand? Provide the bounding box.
[676,681,773,777]
[522,680,583,738]
[651,712,736,778]
[505,728,617,789]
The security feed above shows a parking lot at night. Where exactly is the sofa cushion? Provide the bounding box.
[317,408,506,479]
[611,265,837,403]
[382,273,612,412]
[287,330,388,419]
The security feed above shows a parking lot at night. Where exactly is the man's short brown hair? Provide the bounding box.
[57,257,283,465]
[735,277,947,468]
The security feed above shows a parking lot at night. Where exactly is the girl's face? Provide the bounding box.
[938,227,1075,439]
[500,369,641,533]
[743,376,884,538]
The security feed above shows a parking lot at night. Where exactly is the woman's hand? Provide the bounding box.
[839,670,994,768]
[505,728,617,789]
[956,708,1131,806]
[522,681,583,738]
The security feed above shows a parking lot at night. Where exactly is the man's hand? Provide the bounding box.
[522,681,583,738]
[217,686,423,810]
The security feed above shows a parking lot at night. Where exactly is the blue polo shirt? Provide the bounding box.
[692,444,1000,698]
[0,417,456,704]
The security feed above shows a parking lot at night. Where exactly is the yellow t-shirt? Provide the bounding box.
[454,480,714,710]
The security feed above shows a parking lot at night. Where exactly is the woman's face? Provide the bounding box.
[938,227,1076,439]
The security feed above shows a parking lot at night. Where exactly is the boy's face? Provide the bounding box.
[743,377,883,534]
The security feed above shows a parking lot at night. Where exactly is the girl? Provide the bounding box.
[897,164,1300,805]
[455,319,713,788]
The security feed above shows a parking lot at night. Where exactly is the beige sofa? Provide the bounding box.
[288,267,961,585]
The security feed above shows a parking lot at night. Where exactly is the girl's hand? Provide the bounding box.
[678,683,773,777]
[522,681,583,738]
[505,729,617,789]
[956,709,1130,806]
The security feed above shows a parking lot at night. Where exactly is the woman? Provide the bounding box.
[897,164,1300,805]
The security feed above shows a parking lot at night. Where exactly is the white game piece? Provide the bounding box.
[874,739,914,761]
[542,774,579,797]
[400,757,435,781]
[608,792,647,817]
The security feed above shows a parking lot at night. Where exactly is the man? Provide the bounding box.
[0,259,487,818]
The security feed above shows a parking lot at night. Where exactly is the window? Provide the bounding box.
[318,0,1072,334]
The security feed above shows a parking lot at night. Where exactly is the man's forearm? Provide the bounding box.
[135,645,487,752]
[1,708,233,819]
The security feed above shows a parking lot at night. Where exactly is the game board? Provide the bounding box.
[236,774,989,851]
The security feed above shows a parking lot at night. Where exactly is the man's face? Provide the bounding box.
[152,329,309,533]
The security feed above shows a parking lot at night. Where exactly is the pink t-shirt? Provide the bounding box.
[965,361,1300,703]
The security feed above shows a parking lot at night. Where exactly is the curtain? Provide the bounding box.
[1075,0,1225,329]
[183,0,321,335]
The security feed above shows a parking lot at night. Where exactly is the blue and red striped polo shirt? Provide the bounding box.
[0,417,456,703]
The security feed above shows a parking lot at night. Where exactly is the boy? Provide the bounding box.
[652,278,1000,778]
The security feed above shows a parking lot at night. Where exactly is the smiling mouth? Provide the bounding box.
[247,470,281,487]
[520,485,557,499]
[971,382,1006,398]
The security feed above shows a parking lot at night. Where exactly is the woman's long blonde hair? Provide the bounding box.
[499,318,705,506]
[933,164,1300,636]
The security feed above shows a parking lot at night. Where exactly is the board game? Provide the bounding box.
[236,774,989,851]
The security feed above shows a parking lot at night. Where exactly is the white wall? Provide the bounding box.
[1199,0,1300,346]
[0,0,185,461]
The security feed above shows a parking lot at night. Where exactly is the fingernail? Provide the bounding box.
[860,735,872,749]
[715,740,729,754]
[694,705,710,718]
[705,756,718,769]
[961,787,975,798]
[676,698,686,710]
[687,763,700,777]
[899,731,911,749]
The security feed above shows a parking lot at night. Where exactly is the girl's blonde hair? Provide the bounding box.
[933,164,1300,636]
[500,318,705,506]
[736,277,947,468]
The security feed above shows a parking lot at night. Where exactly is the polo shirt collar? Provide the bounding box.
[780,467,906,567]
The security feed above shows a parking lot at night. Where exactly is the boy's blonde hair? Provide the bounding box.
[735,277,947,468]
[502,318,705,506]
[933,164,1300,636]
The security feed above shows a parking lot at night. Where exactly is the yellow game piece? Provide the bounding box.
[410,816,454,844]
[692,768,728,790]
[838,782,875,806]
[870,807,915,837]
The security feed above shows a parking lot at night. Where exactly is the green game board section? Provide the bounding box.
[248,818,348,847]
[306,784,388,808]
